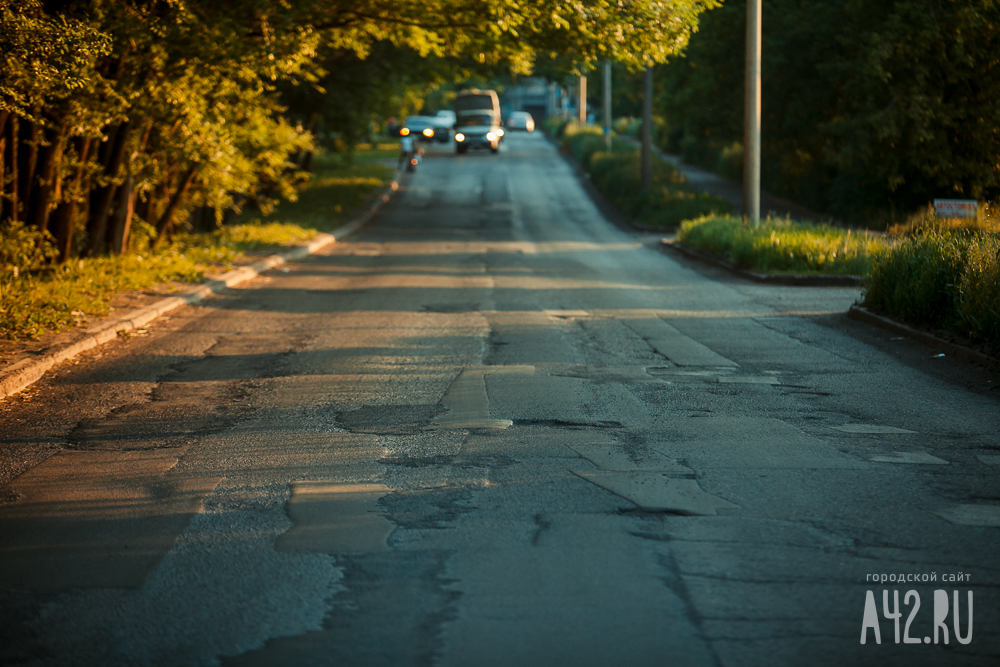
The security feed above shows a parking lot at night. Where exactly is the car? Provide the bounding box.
[453,111,503,154]
[506,111,535,132]
[431,111,455,143]
[401,115,442,142]
[435,109,456,126]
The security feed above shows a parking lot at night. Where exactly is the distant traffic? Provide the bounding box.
[393,91,535,157]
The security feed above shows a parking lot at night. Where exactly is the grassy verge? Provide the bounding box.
[677,215,887,275]
[545,118,732,227]
[0,148,395,342]
[863,216,1000,352]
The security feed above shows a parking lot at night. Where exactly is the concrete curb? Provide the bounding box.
[0,177,400,402]
[848,305,1000,372]
[660,239,863,287]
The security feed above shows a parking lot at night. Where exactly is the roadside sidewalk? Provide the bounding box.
[0,175,401,402]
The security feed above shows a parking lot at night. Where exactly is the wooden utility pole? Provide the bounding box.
[603,62,612,149]
[578,75,587,124]
[743,0,762,222]
[641,66,653,192]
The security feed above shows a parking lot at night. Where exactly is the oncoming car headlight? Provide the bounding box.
[455,133,465,142]
[486,132,497,141]
[422,128,434,137]
[399,127,410,136]
[496,128,505,137]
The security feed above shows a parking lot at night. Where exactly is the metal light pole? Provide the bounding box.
[603,62,612,149]
[742,0,761,222]
[641,66,653,192]
[579,75,587,125]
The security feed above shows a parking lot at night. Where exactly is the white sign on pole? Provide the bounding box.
[933,199,978,219]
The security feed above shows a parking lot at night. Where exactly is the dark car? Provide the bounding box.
[401,116,442,142]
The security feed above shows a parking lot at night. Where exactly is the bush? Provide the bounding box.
[679,215,886,275]
[578,139,731,227]
[0,220,57,281]
[864,231,1000,349]
[543,116,570,137]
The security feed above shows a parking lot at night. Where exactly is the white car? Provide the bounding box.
[506,111,535,132]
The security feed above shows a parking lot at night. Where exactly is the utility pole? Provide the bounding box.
[579,75,587,125]
[743,0,761,222]
[641,66,653,192]
[603,62,612,149]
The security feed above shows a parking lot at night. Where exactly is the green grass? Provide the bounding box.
[0,148,394,342]
[677,215,888,275]
[864,230,1000,351]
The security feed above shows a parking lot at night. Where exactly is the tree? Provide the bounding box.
[654,0,1000,221]
[2,0,721,263]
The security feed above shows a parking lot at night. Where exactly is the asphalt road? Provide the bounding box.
[1,132,999,667]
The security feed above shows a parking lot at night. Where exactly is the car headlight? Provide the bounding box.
[422,128,434,137]
[400,127,410,136]
[496,128,505,137]
[455,133,465,142]
[486,132,497,141]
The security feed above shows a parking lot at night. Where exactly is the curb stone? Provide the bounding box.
[848,305,1000,373]
[660,238,863,287]
[0,176,400,402]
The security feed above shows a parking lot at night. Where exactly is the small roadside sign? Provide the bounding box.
[934,199,978,219]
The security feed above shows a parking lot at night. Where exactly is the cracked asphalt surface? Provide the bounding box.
[1,132,999,666]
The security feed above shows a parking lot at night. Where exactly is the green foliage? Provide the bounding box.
[888,202,1000,237]
[678,216,886,275]
[559,123,731,227]
[226,152,392,232]
[864,231,1000,349]
[0,250,211,341]
[655,0,1000,221]
[0,147,390,341]
[0,219,56,280]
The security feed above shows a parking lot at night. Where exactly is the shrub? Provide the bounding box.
[0,220,57,281]
[864,231,1000,349]
[587,149,730,226]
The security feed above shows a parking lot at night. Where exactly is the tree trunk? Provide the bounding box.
[108,175,136,254]
[0,112,7,223]
[27,122,67,234]
[153,166,197,246]
[51,137,92,262]
[138,191,155,227]
[106,118,152,255]
[17,118,38,218]
[86,120,131,256]
[300,112,321,173]
[4,115,17,223]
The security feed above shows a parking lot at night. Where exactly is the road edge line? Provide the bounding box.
[0,176,400,402]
